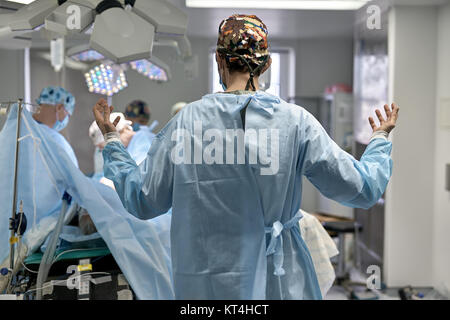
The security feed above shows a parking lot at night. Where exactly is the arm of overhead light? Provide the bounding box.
[154,33,192,59]
[36,51,90,71]
[179,35,192,58]
[153,39,182,58]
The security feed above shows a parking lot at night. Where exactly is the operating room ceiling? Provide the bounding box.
[172,0,356,39]
[2,0,448,46]
[172,0,450,39]
[0,0,357,44]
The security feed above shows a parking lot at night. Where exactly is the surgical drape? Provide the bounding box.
[0,105,173,299]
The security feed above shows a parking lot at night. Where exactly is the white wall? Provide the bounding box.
[433,3,450,297]
[385,6,438,287]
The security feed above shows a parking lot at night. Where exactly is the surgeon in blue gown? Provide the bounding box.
[93,14,400,300]
[33,86,78,167]
[29,86,79,221]
[0,86,77,263]
[31,86,79,226]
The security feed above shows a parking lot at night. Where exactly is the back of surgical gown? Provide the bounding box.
[102,91,393,300]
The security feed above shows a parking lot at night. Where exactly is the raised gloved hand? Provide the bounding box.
[93,98,121,135]
[369,103,400,134]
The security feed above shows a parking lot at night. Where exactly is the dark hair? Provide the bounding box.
[218,50,264,76]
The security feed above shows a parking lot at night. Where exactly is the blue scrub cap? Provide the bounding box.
[36,86,75,115]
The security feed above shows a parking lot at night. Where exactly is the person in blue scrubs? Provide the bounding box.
[124,100,157,164]
[33,86,78,167]
[124,100,152,132]
[93,15,400,300]
[0,86,78,259]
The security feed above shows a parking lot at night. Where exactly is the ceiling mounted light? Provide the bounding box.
[185,0,369,10]
[68,44,105,62]
[85,63,128,96]
[129,56,171,82]
[90,3,155,64]
[71,49,104,62]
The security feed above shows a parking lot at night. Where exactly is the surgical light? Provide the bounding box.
[71,50,104,62]
[85,64,128,96]
[2,0,189,63]
[90,5,155,64]
[67,44,104,62]
[129,59,169,82]
[185,0,369,10]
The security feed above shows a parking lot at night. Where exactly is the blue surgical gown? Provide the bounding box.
[102,91,393,300]
[0,117,78,261]
[38,123,79,168]
[126,127,155,165]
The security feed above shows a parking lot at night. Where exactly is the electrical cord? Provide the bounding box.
[52,248,108,264]
[21,261,38,274]
[95,0,123,14]
[24,272,112,296]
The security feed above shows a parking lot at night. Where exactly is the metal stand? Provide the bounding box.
[9,100,23,275]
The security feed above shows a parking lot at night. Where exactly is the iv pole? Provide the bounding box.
[9,99,23,273]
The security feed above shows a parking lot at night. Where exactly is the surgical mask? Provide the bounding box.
[53,114,69,132]
[258,66,271,91]
[218,66,227,91]
[132,123,141,132]
[219,76,227,91]
[53,106,70,132]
